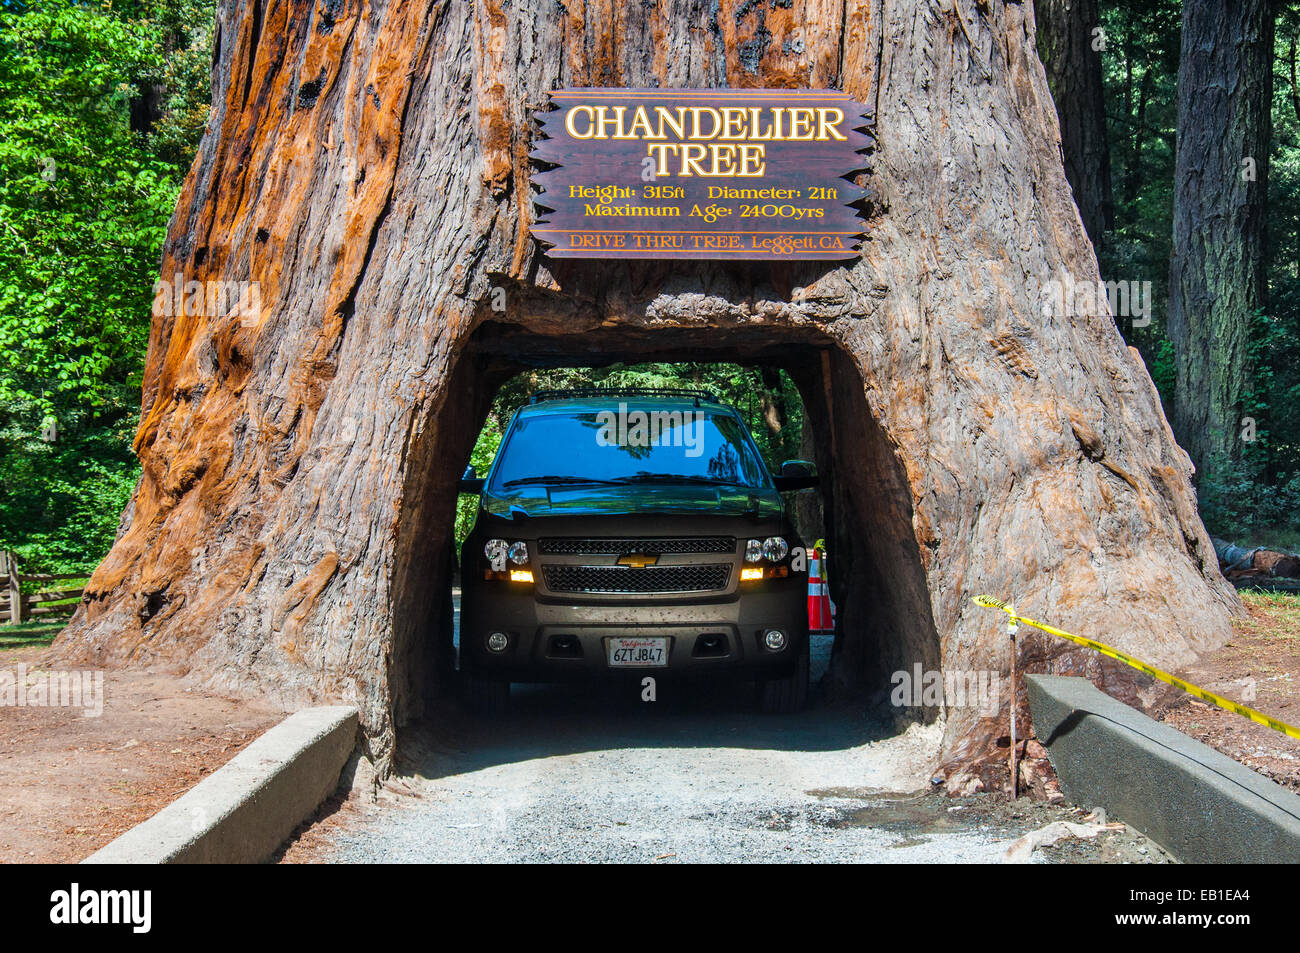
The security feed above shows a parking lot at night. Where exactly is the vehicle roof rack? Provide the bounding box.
[528,387,721,406]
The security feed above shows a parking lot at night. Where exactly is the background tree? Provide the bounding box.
[1166,0,1275,488]
[1097,0,1180,360]
[1038,0,1115,247]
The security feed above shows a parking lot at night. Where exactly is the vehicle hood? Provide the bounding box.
[481,483,784,519]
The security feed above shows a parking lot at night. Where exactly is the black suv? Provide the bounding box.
[457,389,817,713]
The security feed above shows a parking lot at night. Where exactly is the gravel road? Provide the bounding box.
[285,633,1169,863]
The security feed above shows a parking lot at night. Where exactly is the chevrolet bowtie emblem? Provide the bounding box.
[617,553,659,568]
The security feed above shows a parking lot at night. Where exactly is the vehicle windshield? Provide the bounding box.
[489,408,772,490]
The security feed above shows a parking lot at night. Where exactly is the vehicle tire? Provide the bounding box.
[757,635,809,714]
[463,672,510,715]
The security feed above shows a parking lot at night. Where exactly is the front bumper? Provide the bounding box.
[460,574,808,681]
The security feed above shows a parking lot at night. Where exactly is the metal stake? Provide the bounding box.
[1008,607,1019,799]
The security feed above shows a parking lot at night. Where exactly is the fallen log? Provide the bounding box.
[1213,538,1300,579]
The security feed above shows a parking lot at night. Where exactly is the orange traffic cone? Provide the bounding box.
[807,546,834,633]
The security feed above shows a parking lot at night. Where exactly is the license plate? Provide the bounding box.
[607,637,669,667]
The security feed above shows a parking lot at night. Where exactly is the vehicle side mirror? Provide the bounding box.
[458,465,485,494]
[774,459,818,491]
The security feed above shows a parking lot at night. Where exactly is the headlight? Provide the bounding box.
[745,538,764,563]
[484,538,508,564]
[508,540,529,565]
[762,536,789,562]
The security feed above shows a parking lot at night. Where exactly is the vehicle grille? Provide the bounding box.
[538,536,736,556]
[542,564,732,594]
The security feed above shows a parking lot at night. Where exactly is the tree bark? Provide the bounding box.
[54,0,1238,784]
[1036,0,1115,247]
[1167,0,1274,483]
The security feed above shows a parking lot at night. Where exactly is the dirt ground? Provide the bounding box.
[277,638,1173,865]
[280,765,1172,864]
[0,643,283,863]
[1150,589,1300,792]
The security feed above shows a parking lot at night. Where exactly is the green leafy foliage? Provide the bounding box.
[0,0,212,572]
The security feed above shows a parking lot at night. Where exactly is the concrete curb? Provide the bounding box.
[83,705,359,864]
[1026,675,1300,863]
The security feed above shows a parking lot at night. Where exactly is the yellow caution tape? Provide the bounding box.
[972,594,1300,741]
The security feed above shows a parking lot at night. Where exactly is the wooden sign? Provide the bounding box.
[530,88,872,260]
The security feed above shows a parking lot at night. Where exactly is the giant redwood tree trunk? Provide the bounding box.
[55,0,1238,784]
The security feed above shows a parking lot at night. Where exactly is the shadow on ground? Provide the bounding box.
[398,634,906,781]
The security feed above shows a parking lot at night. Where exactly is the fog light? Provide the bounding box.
[486,631,509,653]
[763,629,787,651]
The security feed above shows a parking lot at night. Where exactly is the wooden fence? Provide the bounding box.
[1,550,85,625]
